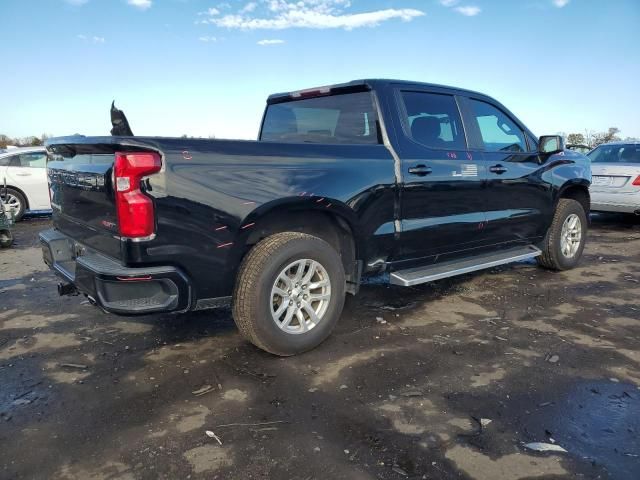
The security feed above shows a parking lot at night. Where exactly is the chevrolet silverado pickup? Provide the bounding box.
[41,79,591,355]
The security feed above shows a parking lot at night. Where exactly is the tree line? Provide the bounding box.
[0,134,51,149]
[564,127,638,148]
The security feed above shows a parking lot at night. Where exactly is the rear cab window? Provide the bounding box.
[260,91,380,144]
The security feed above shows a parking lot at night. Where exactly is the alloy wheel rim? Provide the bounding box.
[560,213,582,258]
[2,194,20,212]
[270,258,331,335]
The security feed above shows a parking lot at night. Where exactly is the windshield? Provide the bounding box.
[260,91,379,144]
[588,144,640,164]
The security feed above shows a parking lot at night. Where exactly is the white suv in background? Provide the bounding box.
[0,147,51,221]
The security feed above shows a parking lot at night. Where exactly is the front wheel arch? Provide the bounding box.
[556,182,590,217]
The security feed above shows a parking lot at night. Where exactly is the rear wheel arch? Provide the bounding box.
[239,207,361,292]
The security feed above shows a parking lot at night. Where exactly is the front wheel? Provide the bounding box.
[537,198,588,271]
[232,232,346,356]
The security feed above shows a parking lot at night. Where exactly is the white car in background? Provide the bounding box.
[587,142,640,216]
[0,147,51,221]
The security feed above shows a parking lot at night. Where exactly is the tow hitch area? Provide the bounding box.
[57,282,78,296]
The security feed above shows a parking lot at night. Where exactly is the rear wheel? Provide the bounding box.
[232,232,346,356]
[537,198,587,270]
[1,188,26,221]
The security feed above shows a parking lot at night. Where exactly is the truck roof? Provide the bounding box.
[267,79,491,104]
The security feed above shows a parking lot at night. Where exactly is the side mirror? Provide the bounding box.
[539,135,565,154]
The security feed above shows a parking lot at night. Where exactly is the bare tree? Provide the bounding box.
[591,127,621,148]
[566,133,586,145]
[0,134,11,149]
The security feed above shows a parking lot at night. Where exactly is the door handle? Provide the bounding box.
[408,165,432,176]
[15,173,32,176]
[489,164,507,174]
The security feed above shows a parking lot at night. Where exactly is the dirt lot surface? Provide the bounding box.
[1,215,639,480]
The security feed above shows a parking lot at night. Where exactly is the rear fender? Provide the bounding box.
[226,195,362,276]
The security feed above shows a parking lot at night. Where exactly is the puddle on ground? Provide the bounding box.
[555,381,639,479]
[521,380,640,480]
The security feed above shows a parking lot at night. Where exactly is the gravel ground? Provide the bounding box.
[1,214,639,480]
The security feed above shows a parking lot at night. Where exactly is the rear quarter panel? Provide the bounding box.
[143,138,397,300]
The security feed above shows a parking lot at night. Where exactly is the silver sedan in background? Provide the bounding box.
[588,142,640,216]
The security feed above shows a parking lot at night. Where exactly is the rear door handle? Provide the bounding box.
[15,173,32,176]
[489,164,507,174]
[408,165,432,176]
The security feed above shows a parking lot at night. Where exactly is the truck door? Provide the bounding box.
[462,97,551,244]
[390,89,487,261]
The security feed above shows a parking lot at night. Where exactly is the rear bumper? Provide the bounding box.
[590,192,640,214]
[39,228,192,315]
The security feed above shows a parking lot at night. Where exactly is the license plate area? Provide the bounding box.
[592,176,613,186]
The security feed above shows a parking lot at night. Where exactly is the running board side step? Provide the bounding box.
[390,245,542,287]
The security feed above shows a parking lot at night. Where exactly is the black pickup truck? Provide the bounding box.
[41,79,591,355]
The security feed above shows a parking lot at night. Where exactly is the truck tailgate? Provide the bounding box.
[46,136,162,261]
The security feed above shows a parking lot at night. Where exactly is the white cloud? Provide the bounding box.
[199,36,218,42]
[77,34,105,44]
[454,5,481,16]
[257,38,284,45]
[552,0,570,7]
[202,1,425,30]
[127,0,152,10]
[241,2,257,13]
[198,7,220,16]
[65,0,89,5]
[439,0,458,6]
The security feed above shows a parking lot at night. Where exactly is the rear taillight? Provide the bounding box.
[633,175,640,186]
[114,152,162,239]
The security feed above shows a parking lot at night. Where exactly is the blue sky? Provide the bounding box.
[1,0,638,140]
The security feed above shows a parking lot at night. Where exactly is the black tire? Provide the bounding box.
[2,188,26,221]
[232,232,346,356]
[0,229,12,248]
[537,198,588,271]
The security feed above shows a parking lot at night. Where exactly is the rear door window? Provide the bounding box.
[260,91,379,144]
[469,99,526,152]
[0,154,19,167]
[19,152,47,168]
[399,91,466,150]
